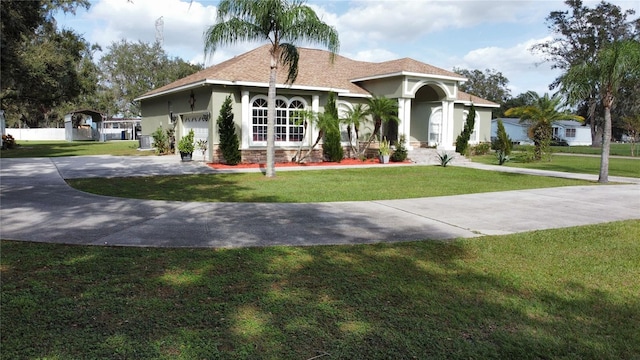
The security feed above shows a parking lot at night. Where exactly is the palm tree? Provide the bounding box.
[560,40,640,183]
[340,103,367,157]
[204,0,339,177]
[504,91,583,161]
[360,96,399,157]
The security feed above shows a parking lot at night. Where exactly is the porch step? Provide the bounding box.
[408,148,471,165]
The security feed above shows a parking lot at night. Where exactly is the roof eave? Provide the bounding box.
[454,99,501,108]
[136,79,359,101]
[351,71,467,83]
[134,80,222,101]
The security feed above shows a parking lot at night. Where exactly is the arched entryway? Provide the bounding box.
[410,83,448,147]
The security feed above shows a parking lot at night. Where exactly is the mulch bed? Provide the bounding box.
[207,157,399,170]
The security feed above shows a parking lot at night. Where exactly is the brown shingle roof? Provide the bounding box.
[139,45,496,108]
[456,90,500,107]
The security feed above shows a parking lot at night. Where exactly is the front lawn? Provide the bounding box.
[2,220,638,359]
[473,153,640,178]
[0,140,149,158]
[67,166,594,203]
[513,143,637,157]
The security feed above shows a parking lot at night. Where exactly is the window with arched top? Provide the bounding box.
[252,98,268,142]
[429,108,442,145]
[251,96,307,144]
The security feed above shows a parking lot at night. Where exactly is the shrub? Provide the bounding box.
[323,125,344,162]
[151,127,170,155]
[391,134,408,162]
[177,129,195,154]
[217,95,241,165]
[455,104,476,155]
[494,119,512,156]
[436,151,455,167]
[496,150,510,165]
[2,134,16,149]
[322,92,344,162]
[470,142,491,156]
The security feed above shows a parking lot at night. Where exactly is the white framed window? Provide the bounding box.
[252,97,268,142]
[250,95,307,145]
[429,108,442,146]
[565,128,576,138]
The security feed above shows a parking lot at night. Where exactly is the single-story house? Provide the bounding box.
[491,118,592,146]
[136,45,499,163]
[552,120,591,146]
[491,118,533,145]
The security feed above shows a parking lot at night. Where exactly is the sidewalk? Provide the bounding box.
[0,156,638,248]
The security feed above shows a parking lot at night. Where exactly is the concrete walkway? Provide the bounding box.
[0,155,638,248]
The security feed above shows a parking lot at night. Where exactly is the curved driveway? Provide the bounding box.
[1,155,638,248]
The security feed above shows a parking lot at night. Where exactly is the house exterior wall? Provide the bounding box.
[491,119,532,144]
[409,101,434,145]
[476,108,493,143]
[553,124,592,146]
[357,77,403,98]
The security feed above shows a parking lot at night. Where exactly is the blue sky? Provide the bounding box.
[56,0,639,97]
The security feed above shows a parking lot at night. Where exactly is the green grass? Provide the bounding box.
[68,166,594,203]
[2,220,638,359]
[473,153,640,178]
[0,140,150,158]
[514,143,637,157]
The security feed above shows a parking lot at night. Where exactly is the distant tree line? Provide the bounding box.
[0,0,202,128]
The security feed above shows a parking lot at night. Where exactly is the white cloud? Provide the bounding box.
[87,0,217,62]
[456,36,563,95]
[347,48,399,63]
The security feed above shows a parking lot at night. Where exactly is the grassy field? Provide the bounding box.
[0,140,149,158]
[513,143,638,157]
[2,220,638,359]
[472,153,640,178]
[68,166,594,203]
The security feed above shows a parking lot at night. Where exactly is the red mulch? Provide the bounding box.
[207,158,395,169]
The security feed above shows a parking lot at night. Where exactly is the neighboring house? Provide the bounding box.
[491,118,592,146]
[491,118,533,145]
[136,45,499,163]
[552,120,591,146]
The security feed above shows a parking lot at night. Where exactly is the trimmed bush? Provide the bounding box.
[217,95,241,165]
[391,134,408,162]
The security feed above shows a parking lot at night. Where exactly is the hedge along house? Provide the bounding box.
[136,45,498,163]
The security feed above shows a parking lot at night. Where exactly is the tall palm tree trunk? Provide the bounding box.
[599,101,612,183]
[266,51,277,177]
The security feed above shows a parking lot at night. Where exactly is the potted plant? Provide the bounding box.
[379,138,391,163]
[196,139,208,161]
[177,129,195,161]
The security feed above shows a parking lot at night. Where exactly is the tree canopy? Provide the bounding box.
[1,0,92,127]
[453,68,511,105]
[560,40,640,182]
[99,40,203,117]
[532,0,639,145]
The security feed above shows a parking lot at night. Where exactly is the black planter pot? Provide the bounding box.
[180,152,193,161]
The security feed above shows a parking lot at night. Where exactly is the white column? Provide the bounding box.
[311,94,320,147]
[437,100,455,151]
[398,98,412,150]
[241,90,250,148]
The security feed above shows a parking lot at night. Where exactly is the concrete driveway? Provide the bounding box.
[1,155,638,248]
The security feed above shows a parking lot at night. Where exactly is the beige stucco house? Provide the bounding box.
[136,45,498,163]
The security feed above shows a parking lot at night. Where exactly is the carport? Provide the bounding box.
[64,109,105,141]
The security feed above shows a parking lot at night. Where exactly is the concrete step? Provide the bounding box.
[408,148,470,165]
